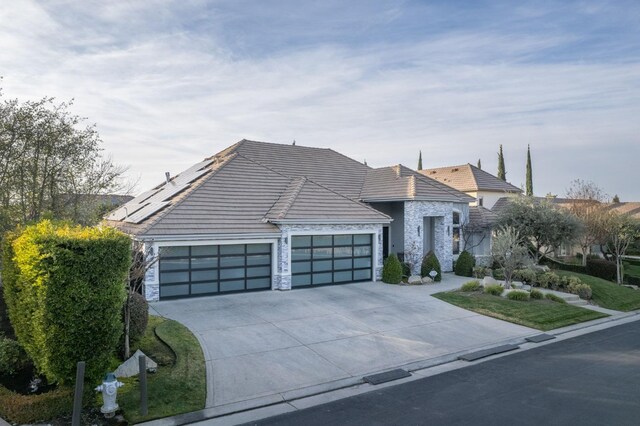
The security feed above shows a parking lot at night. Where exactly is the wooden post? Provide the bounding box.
[71,361,85,426]
[139,355,148,416]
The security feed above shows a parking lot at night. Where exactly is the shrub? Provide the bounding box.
[513,269,537,285]
[530,289,543,300]
[545,293,567,304]
[0,336,28,375]
[493,268,505,280]
[461,280,481,292]
[454,251,475,277]
[401,262,411,278]
[382,253,403,284]
[537,272,560,289]
[472,266,491,279]
[586,258,617,282]
[0,385,75,424]
[507,290,530,301]
[421,251,442,282]
[626,275,640,286]
[124,292,149,346]
[567,282,593,300]
[2,220,131,385]
[484,284,504,296]
[540,256,587,274]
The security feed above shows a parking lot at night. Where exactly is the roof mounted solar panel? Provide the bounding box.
[106,202,149,221]
[182,159,214,174]
[153,182,191,202]
[172,168,211,186]
[123,202,170,224]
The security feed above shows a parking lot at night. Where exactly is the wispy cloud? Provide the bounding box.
[1,0,639,199]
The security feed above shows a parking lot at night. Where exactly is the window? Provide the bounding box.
[478,197,484,207]
[452,211,461,255]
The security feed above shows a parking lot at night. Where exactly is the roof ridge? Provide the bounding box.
[274,177,307,219]
[400,164,474,202]
[409,175,416,199]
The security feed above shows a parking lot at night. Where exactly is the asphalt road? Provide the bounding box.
[248,320,640,426]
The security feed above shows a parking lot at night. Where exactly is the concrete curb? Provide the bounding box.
[138,311,640,426]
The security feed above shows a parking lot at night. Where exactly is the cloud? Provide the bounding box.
[1,0,639,200]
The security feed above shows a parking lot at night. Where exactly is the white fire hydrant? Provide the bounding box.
[95,372,124,418]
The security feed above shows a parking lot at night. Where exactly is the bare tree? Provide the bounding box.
[123,240,158,359]
[566,180,610,265]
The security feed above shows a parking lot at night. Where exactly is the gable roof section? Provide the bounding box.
[264,177,391,223]
[604,202,640,219]
[419,164,522,193]
[361,165,475,203]
[468,206,498,228]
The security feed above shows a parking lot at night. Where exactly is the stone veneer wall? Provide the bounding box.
[142,241,160,302]
[403,201,469,275]
[276,224,384,290]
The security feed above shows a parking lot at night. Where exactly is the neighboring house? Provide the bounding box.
[604,202,640,220]
[419,163,522,209]
[105,140,473,301]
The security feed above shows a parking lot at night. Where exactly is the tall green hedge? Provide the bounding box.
[382,254,403,284]
[1,221,130,385]
[421,251,442,281]
[454,251,475,277]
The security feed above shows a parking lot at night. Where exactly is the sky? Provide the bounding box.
[1,0,639,200]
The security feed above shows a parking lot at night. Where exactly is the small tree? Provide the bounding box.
[525,144,533,196]
[477,158,482,169]
[491,226,529,288]
[382,253,402,284]
[497,144,506,181]
[604,213,640,284]
[417,150,423,170]
[123,240,157,359]
[421,251,441,281]
[566,180,609,265]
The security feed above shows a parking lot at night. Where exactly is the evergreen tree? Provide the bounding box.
[613,194,620,203]
[418,150,423,170]
[526,144,533,196]
[497,144,506,181]
[477,158,481,169]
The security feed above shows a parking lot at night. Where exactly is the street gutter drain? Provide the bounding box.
[458,344,519,362]
[525,334,556,343]
[363,369,412,385]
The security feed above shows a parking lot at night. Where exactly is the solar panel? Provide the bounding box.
[172,167,211,186]
[123,202,170,224]
[154,182,191,202]
[106,202,148,221]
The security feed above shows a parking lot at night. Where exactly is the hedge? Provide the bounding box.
[454,251,475,277]
[0,385,75,424]
[539,256,587,274]
[421,251,442,281]
[2,220,131,385]
[586,258,617,282]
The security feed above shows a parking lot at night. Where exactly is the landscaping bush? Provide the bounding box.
[530,289,543,300]
[484,284,504,296]
[460,280,481,292]
[125,292,149,345]
[586,258,617,282]
[540,256,587,274]
[513,269,537,285]
[568,282,592,300]
[472,266,491,279]
[454,251,475,277]
[0,335,28,375]
[537,272,561,289]
[0,385,76,424]
[626,275,640,286]
[545,293,567,303]
[382,253,403,284]
[507,290,530,301]
[493,268,505,280]
[421,251,441,282]
[2,220,131,385]
[401,262,411,278]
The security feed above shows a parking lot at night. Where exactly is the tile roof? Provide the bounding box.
[604,202,640,219]
[419,164,522,193]
[468,206,499,228]
[106,140,471,236]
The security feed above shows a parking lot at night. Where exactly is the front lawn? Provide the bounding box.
[556,271,640,312]
[117,315,206,423]
[433,291,607,331]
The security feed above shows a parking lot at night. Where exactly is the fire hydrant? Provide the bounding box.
[95,373,124,418]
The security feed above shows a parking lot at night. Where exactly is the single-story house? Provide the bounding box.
[105,140,474,301]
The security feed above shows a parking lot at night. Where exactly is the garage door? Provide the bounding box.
[158,243,272,299]
[291,234,373,287]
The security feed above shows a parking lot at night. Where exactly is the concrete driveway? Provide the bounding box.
[151,275,535,409]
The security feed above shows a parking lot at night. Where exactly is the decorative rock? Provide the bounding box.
[114,350,158,378]
[408,275,423,284]
[482,276,498,286]
[421,276,433,284]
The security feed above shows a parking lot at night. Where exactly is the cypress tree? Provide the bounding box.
[497,144,506,181]
[477,158,482,169]
[526,144,533,196]
[418,150,423,170]
[612,194,620,203]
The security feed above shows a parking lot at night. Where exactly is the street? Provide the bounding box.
[248,320,640,426]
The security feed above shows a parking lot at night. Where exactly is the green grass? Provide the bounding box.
[623,261,640,278]
[117,316,206,423]
[433,291,607,331]
[556,271,640,312]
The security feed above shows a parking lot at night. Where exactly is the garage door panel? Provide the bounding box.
[158,243,272,300]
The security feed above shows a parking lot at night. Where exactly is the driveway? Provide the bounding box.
[151,275,535,408]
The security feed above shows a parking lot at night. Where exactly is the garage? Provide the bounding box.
[158,243,272,299]
[291,234,373,287]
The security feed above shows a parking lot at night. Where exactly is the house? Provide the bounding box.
[105,140,474,301]
[418,163,522,209]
